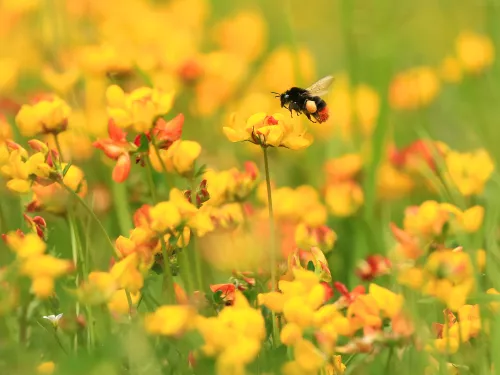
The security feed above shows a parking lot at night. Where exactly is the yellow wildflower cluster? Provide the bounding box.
[3,232,73,298]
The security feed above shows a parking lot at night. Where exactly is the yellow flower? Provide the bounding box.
[196,291,265,373]
[445,149,494,196]
[4,232,46,258]
[294,339,326,373]
[280,322,303,345]
[22,255,73,298]
[106,85,174,133]
[368,283,403,318]
[145,305,196,336]
[1,149,53,194]
[440,203,484,233]
[149,201,182,232]
[403,201,449,238]
[15,96,71,136]
[108,290,141,315]
[110,253,144,293]
[78,271,118,305]
[37,361,55,374]
[455,31,495,73]
[377,162,414,200]
[150,140,201,177]
[325,181,363,217]
[223,112,313,150]
[41,66,80,94]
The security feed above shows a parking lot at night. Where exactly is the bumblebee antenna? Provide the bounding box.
[270,91,281,98]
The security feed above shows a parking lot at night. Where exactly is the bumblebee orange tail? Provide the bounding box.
[316,106,329,123]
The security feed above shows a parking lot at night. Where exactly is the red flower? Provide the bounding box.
[210,283,236,305]
[23,214,47,239]
[333,282,366,308]
[390,139,447,172]
[93,120,134,183]
[152,113,184,149]
[356,254,391,281]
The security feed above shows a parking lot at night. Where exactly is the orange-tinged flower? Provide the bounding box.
[106,85,175,133]
[368,283,403,318]
[93,120,135,183]
[347,294,382,331]
[295,223,336,253]
[15,95,71,136]
[110,253,144,293]
[324,154,362,183]
[403,200,449,238]
[0,114,13,143]
[213,10,267,62]
[29,163,87,214]
[223,112,313,150]
[455,31,495,73]
[389,66,440,110]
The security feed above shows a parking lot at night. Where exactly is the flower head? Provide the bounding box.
[43,313,63,327]
[15,95,71,136]
[223,112,313,150]
[106,85,175,133]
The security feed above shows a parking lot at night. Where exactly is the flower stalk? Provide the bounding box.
[262,145,280,346]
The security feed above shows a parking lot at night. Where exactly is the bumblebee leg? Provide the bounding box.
[289,107,293,118]
[305,112,317,123]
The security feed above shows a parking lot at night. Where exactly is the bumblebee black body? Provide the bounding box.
[278,87,327,123]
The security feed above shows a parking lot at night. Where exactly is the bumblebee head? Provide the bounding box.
[271,91,289,108]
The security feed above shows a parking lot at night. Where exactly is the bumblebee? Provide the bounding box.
[272,75,334,123]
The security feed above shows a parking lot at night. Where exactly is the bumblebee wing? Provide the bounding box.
[305,75,334,97]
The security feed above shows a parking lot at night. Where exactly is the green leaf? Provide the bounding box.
[62,162,72,177]
[194,164,207,178]
[212,290,223,304]
[137,134,150,153]
[307,260,315,272]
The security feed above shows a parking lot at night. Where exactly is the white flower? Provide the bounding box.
[43,313,63,327]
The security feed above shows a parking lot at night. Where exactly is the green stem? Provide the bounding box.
[189,178,204,291]
[144,155,158,202]
[67,210,82,352]
[143,154,175,303]
[53,329,69,355]
[111,181,133,235]
[262,146,280,347]
[151,136,174,189]
[160,238,175,304]
[55,134,96,350]
[61,183,119,258]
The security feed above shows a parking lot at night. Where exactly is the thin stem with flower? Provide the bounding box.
[262,145,280,346]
